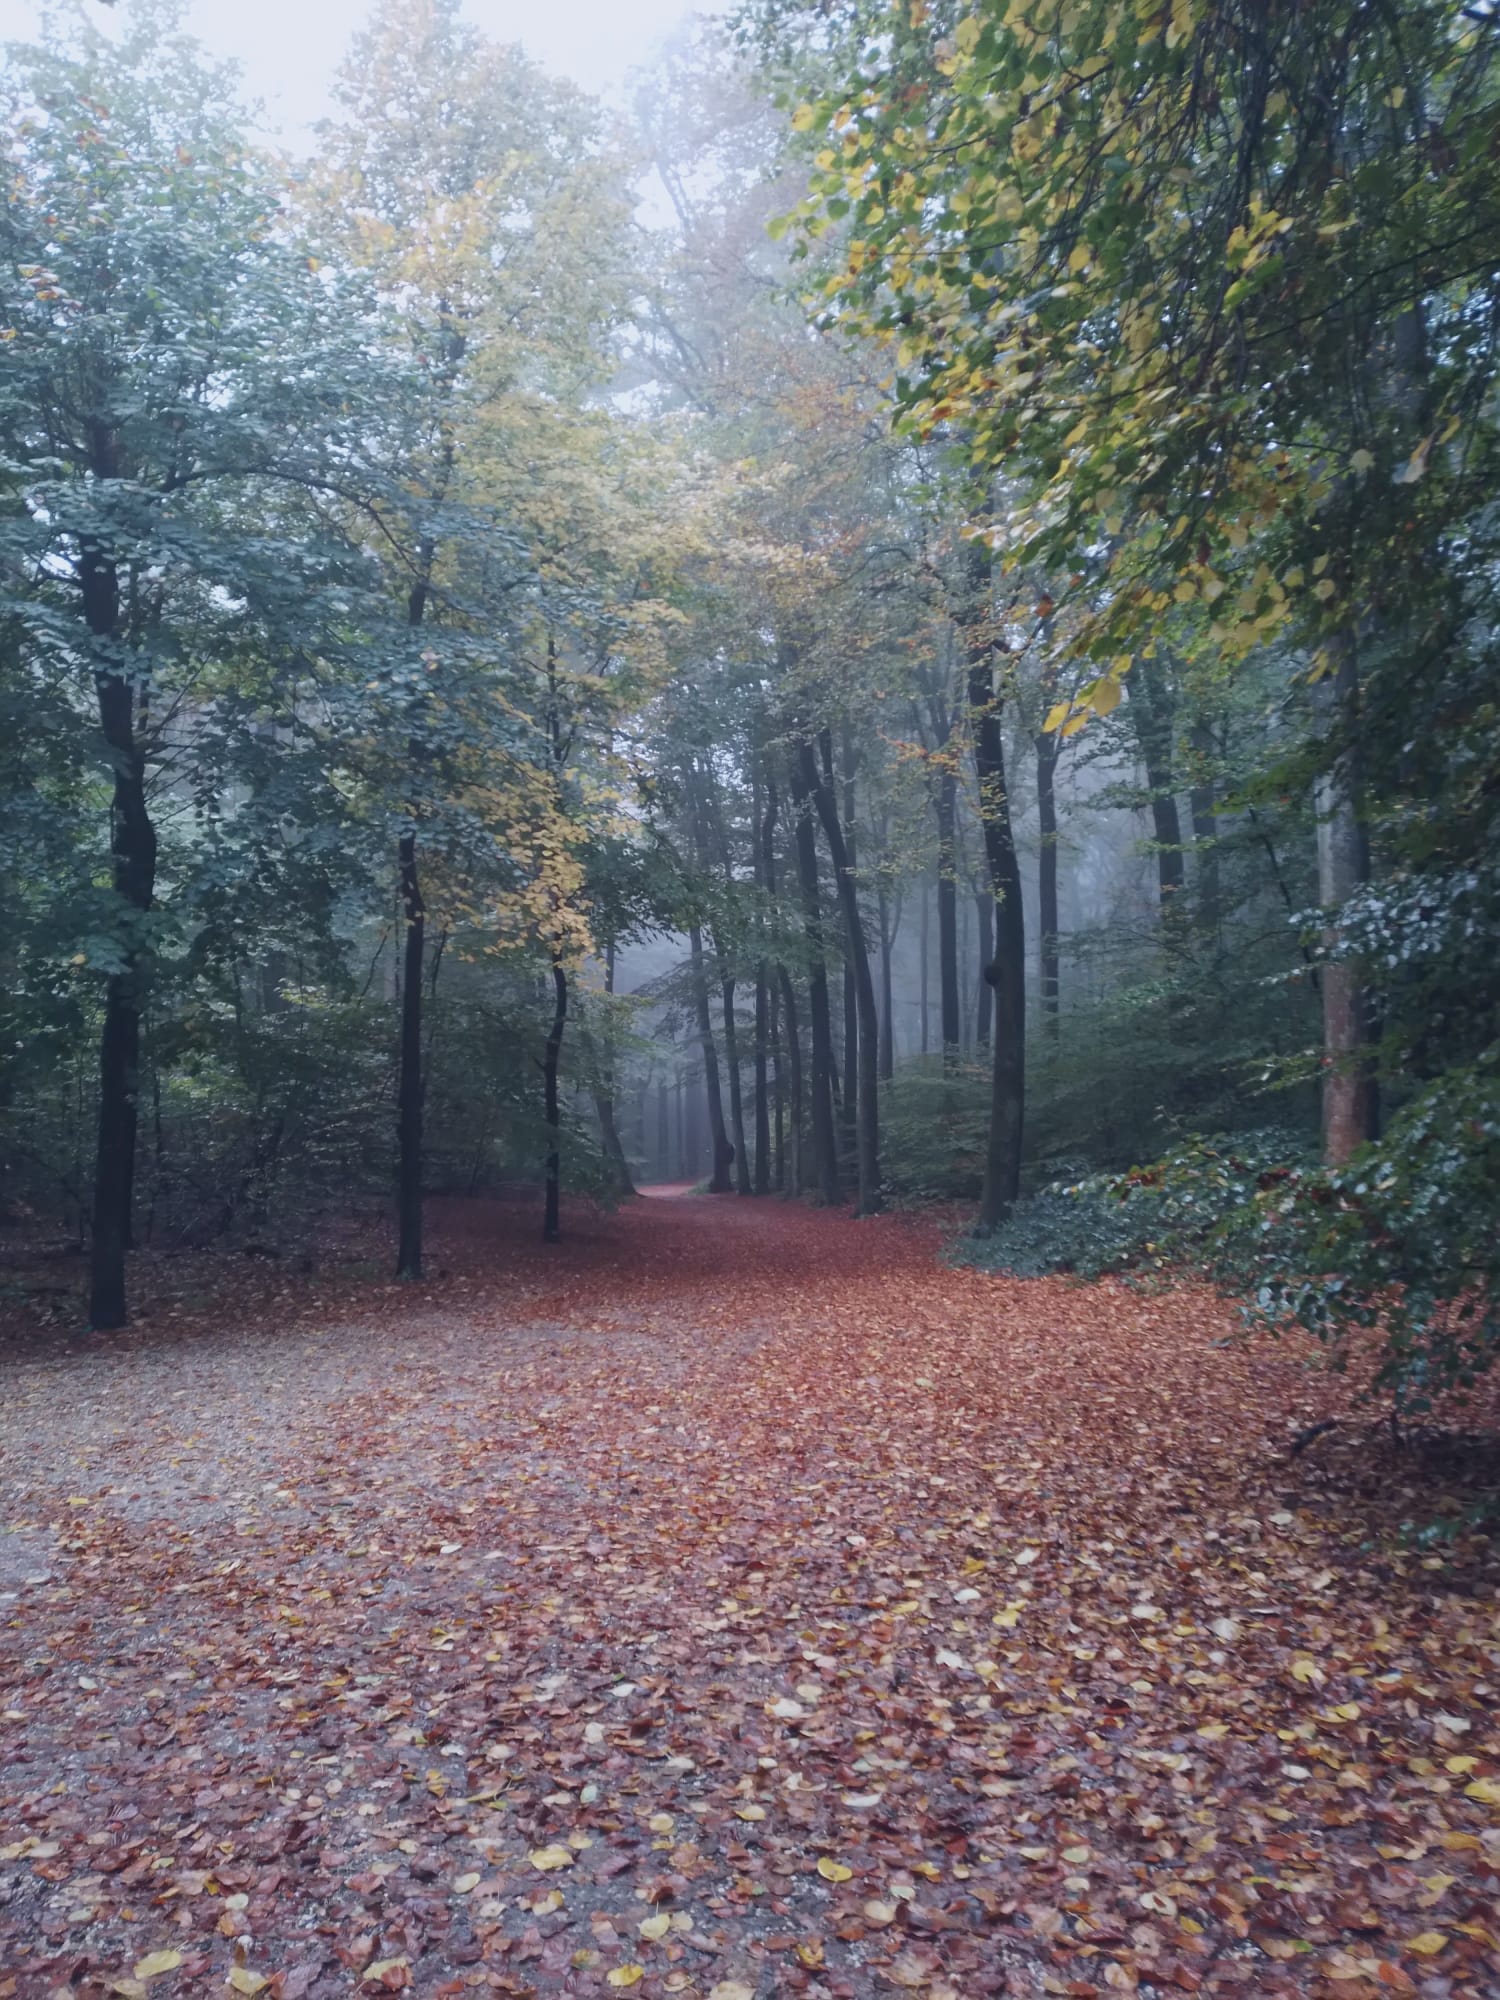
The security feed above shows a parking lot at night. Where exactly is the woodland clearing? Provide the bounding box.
[1,1194,1498,1999]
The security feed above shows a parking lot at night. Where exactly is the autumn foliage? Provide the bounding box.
[2,1194,1498,1997]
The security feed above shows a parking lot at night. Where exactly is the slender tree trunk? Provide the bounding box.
[689,923,733,1191]
[395,828,425,1276]
[876,881,896,1080]
[721,975,751,1194]
[542,959,567,1241]
[789,754,841,1205]
[776,966,803,1196]
[769,980,786,1191]
[974,891,994,1046]
[656,1079,670,1181]
[591,941,633,1194]
[936,766,961,1068]
[1036,725,1060,1032]
[919,883,930,1056]
[86,527,157,1330]
[965,545,1025,1226]
[804,734,881,1215]
[1315,632,1377,1163]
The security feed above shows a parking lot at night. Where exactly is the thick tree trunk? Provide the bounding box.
[965,547,1025,1227]
[1035,725,1060,1032]
[804,734,881,1216]
[789,757,841,1205]
[87,540,157,1330]
[395,828,425,1277]
[1315,633,1377,1163]
[974,890,994,1046]
[689,923,734,1191]
[542,959,567,1241]
[936,766,961,1068]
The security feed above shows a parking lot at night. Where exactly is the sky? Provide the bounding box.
[0,0,699,139]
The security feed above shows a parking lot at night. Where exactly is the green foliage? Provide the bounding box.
[1213,1059,1500,1412]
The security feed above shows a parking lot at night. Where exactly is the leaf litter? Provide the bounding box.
[1,1192,1498,1997]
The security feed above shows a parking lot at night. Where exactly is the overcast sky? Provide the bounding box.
[0,0,698,139]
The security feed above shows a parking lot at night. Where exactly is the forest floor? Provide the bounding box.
[2,1193,1499,2000]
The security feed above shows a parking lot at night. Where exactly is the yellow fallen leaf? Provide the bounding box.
[453,1871,480,1894]
[734,1804,765,1822]
[1197,1722,1229,1739]
[1291,1657,1322,1685]
[528,1844,576,1871]
[133,1954,184,1983]
[227,1974,269,1997]
[1407,1932,1448,1957]
[1446,1755,1478,1774]
[362,1963,409,1987]
[864,1899,897,1925]
[709,1985,755,2000]
[607,1969,644,1989]
[1062,1846,1090,1866]
[648,1812,674,1833]
[639,1914,671,1941]
[817,1856,853,1883]
[1331,1702,1361,1721]
[1464,1777,1500,1806]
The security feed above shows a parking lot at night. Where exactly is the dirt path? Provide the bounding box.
[1,1196,1496,1998]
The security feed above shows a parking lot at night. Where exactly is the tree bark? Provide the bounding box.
[721,975,751,1194]
[1188,719,1221,943]
[1126,658,1186,938]
[85,518,157,1330]
[592,940,634,1194]
[1315,632,1378,1163]
[1035,723,1060,1032]
[775,966,803,1196]
[965,546,1025,1227]
[395,827,425,1276]
[788,752,841,1205]
[542,959,567,1241]
[804,734,881,1216]
[974,890,994,1046]
[936,764,961,1068]
[689,922,734,1191]
[876,879,896,1080]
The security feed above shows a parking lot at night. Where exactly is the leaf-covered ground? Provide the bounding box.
[2,1194,1498,2000]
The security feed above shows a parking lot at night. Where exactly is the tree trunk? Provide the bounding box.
[721,975,751,1194]
[592,941,634,1194]
[876,880,896,1079]
[689,923,734,1191]
[1188,720,1222,942]
[919,882,930,1056]
[1035,723,1060,1032]
[542,958,567,1241]
[974,890,994,1046]
[804,734,881,1216]
[788,755,841,1205]
[395,828,425,1277]
[965,546,1025,1227]
[1126,659,1186,936]
[936,766,961,1068]
[86,536,157,1330]
[1315,633,1377,1163]
[776,966,803,1196]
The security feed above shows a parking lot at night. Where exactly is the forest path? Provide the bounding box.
[1,1195,1496,1998]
